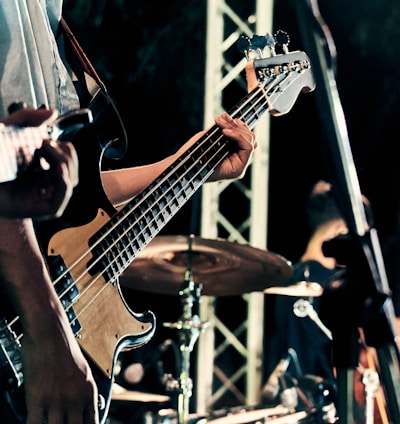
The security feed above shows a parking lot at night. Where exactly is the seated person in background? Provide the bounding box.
[263,180,395,423]
[264,181,375,395]
[264,180,349,396]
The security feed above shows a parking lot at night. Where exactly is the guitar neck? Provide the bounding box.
[95,84,270,283]
[0,125,46,183]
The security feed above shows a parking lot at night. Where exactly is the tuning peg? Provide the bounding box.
[237,35,252,60]
[274,30,290,53]
[265,33,276,56]
[249,34,268,57]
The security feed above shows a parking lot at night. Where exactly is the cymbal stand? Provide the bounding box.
[163,238,209,424]
[293,298,332,340]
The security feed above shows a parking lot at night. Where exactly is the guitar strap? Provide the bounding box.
[59,17,128,159]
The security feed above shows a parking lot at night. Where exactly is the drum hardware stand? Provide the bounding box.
[360,367,380,424]
[163,237,209,424]
[291,300,342,423]
[293,298,332,340]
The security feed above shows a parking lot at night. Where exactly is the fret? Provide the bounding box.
[52,256,81,334]
[241,92,268,127]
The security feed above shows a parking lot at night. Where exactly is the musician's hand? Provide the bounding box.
[0,108,79,219]
[1,107,57,127]
[207,112,256,182]
[21,311,99,424]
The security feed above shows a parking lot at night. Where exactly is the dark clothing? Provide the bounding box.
[264,260,339,383]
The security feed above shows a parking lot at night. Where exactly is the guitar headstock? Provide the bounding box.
[239,30,316,116]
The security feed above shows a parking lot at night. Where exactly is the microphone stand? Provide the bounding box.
[289,1,400,422]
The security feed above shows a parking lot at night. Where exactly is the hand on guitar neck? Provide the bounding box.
[0,107,79,219]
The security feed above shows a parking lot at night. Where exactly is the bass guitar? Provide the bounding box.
[0,40,315,423]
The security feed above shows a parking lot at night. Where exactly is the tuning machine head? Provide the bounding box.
[238,30,290,60]
[238,32,275,60]
[274,29,290,54]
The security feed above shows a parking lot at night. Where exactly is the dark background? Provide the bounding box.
[62,0,400,406]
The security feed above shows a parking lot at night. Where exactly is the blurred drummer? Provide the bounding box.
[264,181,377,397]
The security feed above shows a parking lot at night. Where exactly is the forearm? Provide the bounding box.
[0,218,66,335]
[0,219,98,422]
[101,135,198,207]
[101,114,254,207]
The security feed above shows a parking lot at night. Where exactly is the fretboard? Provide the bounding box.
[91,83,270,282]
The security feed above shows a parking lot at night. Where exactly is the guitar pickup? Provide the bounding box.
[51,256,82,335]
[0,344,22,389]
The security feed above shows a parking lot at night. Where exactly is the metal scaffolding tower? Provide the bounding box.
[195,0,275,415]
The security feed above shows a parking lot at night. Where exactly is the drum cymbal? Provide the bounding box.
[111,383,170,403]
[119,235,293,296]
[264,281,323,297]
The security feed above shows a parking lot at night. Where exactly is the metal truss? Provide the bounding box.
[195,0,275,416]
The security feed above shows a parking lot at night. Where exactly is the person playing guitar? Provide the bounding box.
[0,3,257,423]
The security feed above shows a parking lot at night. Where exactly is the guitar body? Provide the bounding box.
[45,210,156,374]
[0,113,155,424]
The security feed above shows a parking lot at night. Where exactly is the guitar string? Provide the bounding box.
[3,64,309,347]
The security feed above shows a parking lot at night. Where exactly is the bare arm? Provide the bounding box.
[102,112,256,207]
[0,218,98,424]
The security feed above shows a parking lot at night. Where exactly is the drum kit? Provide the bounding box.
[110,235,336,424]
